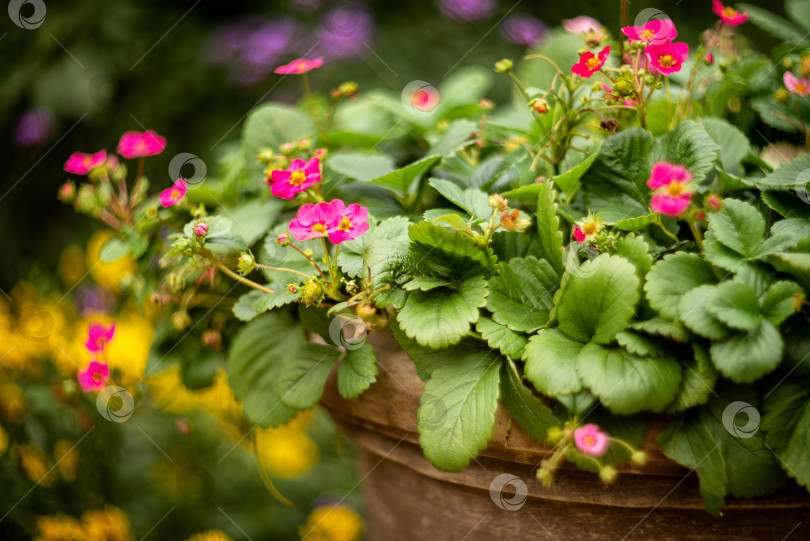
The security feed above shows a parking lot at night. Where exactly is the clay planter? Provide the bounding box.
[320,331,810,540]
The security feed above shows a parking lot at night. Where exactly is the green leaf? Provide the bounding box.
[227,313,304,428]
[368,154,442,196]
[613,233,654,279]
[752,153,810,191]
[760,281,803,325]
[337,344,378,399]
[359,216,412,290]
[408,221,495,279]
[584,127,655,210]
[553,149,600,195]
[706,281,761,330]
[762,380,810,488]
[536,181,565,277]
[226,199,281,246]
[615,330,670,358]
[786,0,810,31]
[522,329,584,397]
[645,252,717,320]
[738,3,808,42]
[700,118,751,175]
[429,178,491,221]
[678,284,733,340]
[232,290,266,322]
[703,229,745,272]
[666,344,718,413]
[476,316,527,358]
[439,66,493,108]
[253,290,299,313]
[418,349,501,471]
[762,190,810,220]
[99,236,130,262]
[706,199,765,257]
[486,256,558,332]
[430,119,478,157]
[242,104,314,180]
[655,121,720,184]
[397,276,488,348]
[277,343,341,409]
[328,152,395,181]
[500,358,560,443]
[403,276,452,291]
[575,343,682,414]
[769,252,810,291]
[556,254,640,344]
[614,213,657,231]
[710,320,784,383]
[629,317,690,342]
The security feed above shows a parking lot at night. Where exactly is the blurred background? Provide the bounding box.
[0,0,786,539]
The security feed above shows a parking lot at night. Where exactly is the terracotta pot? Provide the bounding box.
[320,331,810,540]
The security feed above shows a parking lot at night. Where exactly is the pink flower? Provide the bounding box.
[707,194,723,210]
[784,72,810,97]
[713,0,748,26]
[117,130,166,159]
[288,201,342,241]
[160,179,187,208]
[194,222,208,237]
[562,16,602,34]
[573,226,587,243]
[574,424,610,457]
[705,52,715,65]
[621,18,677,44]
[573,214,602,243]
[647,162,693,217]
[328,200,370,244]
[645,41,689,75]
[277,233,291,246]
[274,57,323,74]
[571,46,610,78]
[269,157,321,199]
[85,322,116,353]
[64,150,107,175]
[77,361,110,393]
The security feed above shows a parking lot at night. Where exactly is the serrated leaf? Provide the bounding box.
[575,343,681,414]
[645,252,717,320]
[666,344,718,413]
[553,149,600,195]
[614,213,657,231]
[500,358,560,443]
[556,254,640,344]
[408,221,496,279]
[328,152,395,181]
[706,199,765,257]
[629,317,690,342]
[397,276,488,348]
[253,290,299,313]
[703,229,745,272]
[536,181,565,277]
[242,104,314,180]
[762,381,810,488]
[700,118,751,175]
[486,256,558,332]
[760,281,803,325]
[678,284,733,340]
[368,154,442,195]
[277,343,341,409]
[227,313,304,428]
[709,320,784,383]
[232,290,266,322]
[613,233,654,279]
[769,252,810,290]
[616,330,670,357]
[418,349,501,471]
[429,178,491,221]
[337,343,378,399]
[403,276,452,291]
[655,121,720,184]
[476,316,527,358]
[706,281,761,330]
[522,329,584,397]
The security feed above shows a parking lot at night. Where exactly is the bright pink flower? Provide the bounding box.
[562,16,602,34]
[270,157,321,199]
[705,52,715,65]
[64,150,107,175]
[160,179,187,208]
[117,130,166,159]
[194,222,208,237]
[277,233,291,246]
[647,162,693,217]
[288,201,342,241]
[621,18,677,44]
[645,41,689,75]
[571,46,610,78]
[85,322,116,353]
[713,0,748,26]
[78,361,110,393]
[327,200,370,244]
[784,72,810,97]
[274,57,323,74]
[573,226,587,243]
[574,424,610,457]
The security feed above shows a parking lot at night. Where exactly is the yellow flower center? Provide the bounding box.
[290,170,306,185]
[170,188,180,199]
[584,435,596,446]
[586,57,601,70]
[582,221,598,236]
[311,223,327,233]
[666,182,686,196]
[296,61,307,70]
[641,28,655,40]
[722,6,737,18]
[659,55,675,68]
[796,82,807,94]
[338,217,352,231]
[136,140,147,151]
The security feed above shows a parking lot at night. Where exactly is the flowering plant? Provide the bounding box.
[61,1,810,516]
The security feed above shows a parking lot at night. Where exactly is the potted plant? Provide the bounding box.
[60,1,810,538]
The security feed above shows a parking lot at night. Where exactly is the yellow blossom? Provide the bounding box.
[0,382,27,424]
[81,507,135,541]
[299,505,364,541]
[104,314,153,382]
[86,231,136,292]
[54,439,80,482]
[16,442,56,487]
[255,425,319,479]
[34,514,86,541]
[183,531,235,541]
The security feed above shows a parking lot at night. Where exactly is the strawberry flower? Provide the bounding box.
[274,57,324,74]
[160,179,187,208]
[289,201,342,241]
[621,18,677,44]
[85,322,116,353]
[117,130,166,159]
[574,424,610,457]
[77,361,110,393]
[647,162,693,217]
[644,41,689,75]
[784,72,810,97]
[64,150,107,175]
[573,213,603,244]
[328,200,370,244]
[562,16,603,34]
[712,0,748,26]
[571,46,610,78]
[270,157,321,199]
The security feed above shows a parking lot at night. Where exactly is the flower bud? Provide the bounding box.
[201,329,222,350]
[171,310,192,332]
[166,272,186,293]
[297,138,311,151]
[546,426,564,443]
[707,194,722,211]
[301,281,324,306]
[333,81,359,99]
[237,252,256,275]
[344,279,359,295]
[279,142,295,155]
[479,98,494,111]
[514,218,532,232]
[775,88,790,103]
[58,181,76,204]
[277,233,291,247]
[536,468,554,487]
[599,465,618,484]
[631,450,647,465]
[705,52,715,65]
[258,149,275,163]
[194,222,209,238]
[494,58,514,73]
[529,97,550,114]
[356,304,377,321]
[287,283,299,294]
[488,194,508,210]
[314,148,328,159]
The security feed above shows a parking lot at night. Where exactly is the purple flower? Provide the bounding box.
[313,5,375,60]
[439,0,496,23]
[14,107,54,148]
[501,14,548,47]
[291,0,324,10]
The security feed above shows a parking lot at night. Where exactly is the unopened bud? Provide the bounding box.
[237,252,256,275]
[58,181,76,204]
[277,232,291,247]
[775,88,790,103]
[171,311,192,332]
[494,58,514,73]
[258,149,275,163]
[194,222,209,238]
[599,465,618,484]
[297,138,311,151]
[479,98,494,111]
[631,450,647,465]
[279,142,295,155]
[488,194,508,210]
[529,98,550,114]
[301,281,324,305]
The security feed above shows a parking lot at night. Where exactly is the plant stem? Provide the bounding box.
[136,157,144,181]
[289,243,328,282]
[214,260,275,294]
[322,237,336,286]
[656,216,681,244]
[688,219,705,252]
[255,264,310,279]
